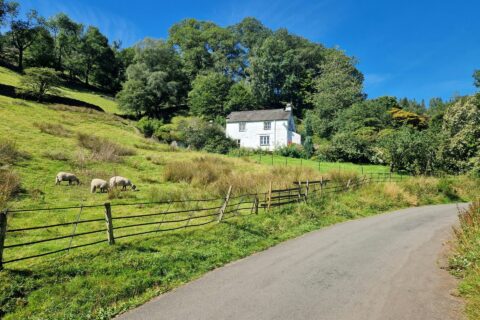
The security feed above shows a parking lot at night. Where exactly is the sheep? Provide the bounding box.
[109,176,136,191]
[55,172,80,185]
[90,178,109,193]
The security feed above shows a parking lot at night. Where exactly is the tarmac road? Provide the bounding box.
[117,204,465,320]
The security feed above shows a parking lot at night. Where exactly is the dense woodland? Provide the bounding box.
[0,0,479,175]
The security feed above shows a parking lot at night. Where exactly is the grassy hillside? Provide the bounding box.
[0,66,121,114]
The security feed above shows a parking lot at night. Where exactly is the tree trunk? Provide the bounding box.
[18,48,24,70]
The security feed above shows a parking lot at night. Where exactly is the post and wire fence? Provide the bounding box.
[0,173,403,270]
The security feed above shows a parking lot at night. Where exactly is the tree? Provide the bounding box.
[8,10,42,70]
[24,26,55,68]
[389,107,428,129]
[18,67,61,100]
[310,49,364,137]
[168,19,242,80]
[225,81,256,113]
[117,38,187,119]
[231,17,271,64]
[439,94,480,173]
[0,0,17,26]
[188,71,232,119]
[47,13,83,71]
[473,70,480,89]
[303,113,314,158]
[378,127,438,174]
[78,26,115,86]
[249,29,324,112]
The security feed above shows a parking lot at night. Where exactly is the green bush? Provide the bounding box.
[275,144,305,158]
[136,117,163,138]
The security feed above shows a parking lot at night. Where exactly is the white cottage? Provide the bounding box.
[225,105,301,151]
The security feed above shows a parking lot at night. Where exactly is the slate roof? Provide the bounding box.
[226,109,291,122]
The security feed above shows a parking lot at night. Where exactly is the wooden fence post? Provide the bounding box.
[0,209,8,271]
[104,203,115,245]
[254,195,259,214]
[320,176,324,197]
[297,181,303,202]
[305,179,310,199]
[267,182,272,211]
[218,186,232,222]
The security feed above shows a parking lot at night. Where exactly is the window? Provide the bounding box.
[260,135,270,146]
[264,121,271,130]
[239,122,246,132]
[235,139,241,146]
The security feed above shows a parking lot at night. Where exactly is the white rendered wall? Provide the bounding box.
[226,120,289,151]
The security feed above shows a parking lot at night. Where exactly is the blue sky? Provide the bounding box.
[19,0,480,104]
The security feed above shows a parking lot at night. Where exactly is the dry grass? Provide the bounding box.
[146,155,167,166]
[164,157,322,196]
[77,133,135,162]
[382,182,419,206]
[0,139,28,166]
[33,122,72,137]
[42,150,70,161]
[326,170,360,185]
[0,169,21,209]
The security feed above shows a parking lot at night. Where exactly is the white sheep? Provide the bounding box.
[55,172,80,185]
[90,178,109,193]
[109,176,136,191]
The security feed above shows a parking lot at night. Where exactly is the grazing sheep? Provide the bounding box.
[90,178,109,193]
[109,176,136,191]
[55,172,80,185]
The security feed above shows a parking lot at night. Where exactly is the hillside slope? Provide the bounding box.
[0,66,121,114]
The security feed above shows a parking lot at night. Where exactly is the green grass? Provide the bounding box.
[233,153,390,174]
[0,66,122,114]
[449,200,480,320]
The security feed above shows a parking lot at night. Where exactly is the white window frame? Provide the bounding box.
[264,121,271,130]
[235,139,241,146]
[260,135,270,146]
[239,122,246,132]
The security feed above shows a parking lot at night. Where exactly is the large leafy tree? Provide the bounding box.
[169,19,243,80]
[231,17,271,61]
[440,94,480,173]
[117,38,187,119]
[225,81,256,113]
[8,9,42,70]
[0,0,17,26]
[249,29,324,111]
[309,49,364,137]
[188,71,232,119]
[378,126,438,174]
[24,26,55,68]
[78,26,115,86]
[47,13,83,71]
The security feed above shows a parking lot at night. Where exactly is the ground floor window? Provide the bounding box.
[235,139,241,146]
[260,135,270,146]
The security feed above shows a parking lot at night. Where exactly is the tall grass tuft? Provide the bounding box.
[77,133,135,162]
[33,122,72,137]
[326,170,360,185]
[0,169,21,209]
[0,139,29,166]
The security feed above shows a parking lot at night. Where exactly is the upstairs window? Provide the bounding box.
[239,122,246,132]
[260,135,270,146]
[264,121,271,130]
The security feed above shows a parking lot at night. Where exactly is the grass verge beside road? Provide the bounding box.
[450,200,480,320]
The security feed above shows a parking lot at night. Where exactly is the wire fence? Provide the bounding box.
[0,173,402,270]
